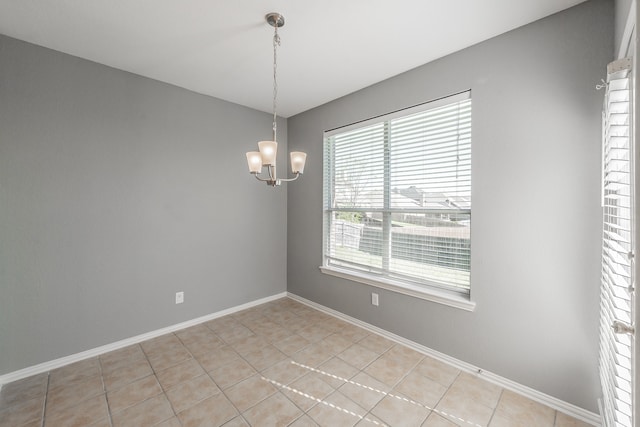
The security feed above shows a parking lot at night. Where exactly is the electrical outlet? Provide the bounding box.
[371,293,379,306]
[175,291,184,304]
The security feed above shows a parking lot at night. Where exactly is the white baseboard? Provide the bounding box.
[287,292,601,427]
[0,292,287,388]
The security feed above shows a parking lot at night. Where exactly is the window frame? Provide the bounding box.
[321,91,475,311]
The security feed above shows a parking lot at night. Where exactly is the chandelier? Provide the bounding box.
[245,13,306,187]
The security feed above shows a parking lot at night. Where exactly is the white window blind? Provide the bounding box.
[599,57,634,427]
[323,91,471,296]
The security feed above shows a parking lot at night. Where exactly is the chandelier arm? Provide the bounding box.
[278,173,301,183]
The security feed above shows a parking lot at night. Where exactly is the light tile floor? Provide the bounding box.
[0,298,593,427]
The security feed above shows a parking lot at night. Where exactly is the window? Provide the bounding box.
[322,91,472,306]
[599,58,633,427]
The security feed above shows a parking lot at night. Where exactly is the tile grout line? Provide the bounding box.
[154,332,184,426]
[485,387,505,427]
[426,370,463,425]
[97,357,115,427]
[109,341,174,425]
[39,372,50,427]
[145,331,202,426]
[171,329,206,424]
[202,323,266,418]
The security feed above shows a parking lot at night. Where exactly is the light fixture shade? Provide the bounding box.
[246,151,263,173]
[290,152,307,174]
[258,140,278,166]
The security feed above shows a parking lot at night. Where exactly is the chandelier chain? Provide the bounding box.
[272,24,280,141]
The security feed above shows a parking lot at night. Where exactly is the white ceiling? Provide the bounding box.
[0,0,587,117]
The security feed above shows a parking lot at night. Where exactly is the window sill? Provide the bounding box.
[319,266,476,312]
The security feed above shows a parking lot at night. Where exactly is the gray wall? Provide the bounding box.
[287,0,612,412]
[0,35,288,375]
